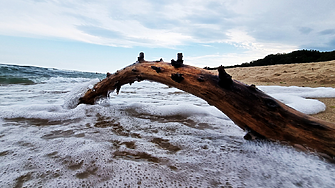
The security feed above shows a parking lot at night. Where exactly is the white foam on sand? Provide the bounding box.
[259,86,335,114]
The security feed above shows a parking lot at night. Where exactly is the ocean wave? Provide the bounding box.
[0,76,36,85]
[0,63,104,85]
[44,77,95,84]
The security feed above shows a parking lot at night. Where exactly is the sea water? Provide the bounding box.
[1,63,335,187]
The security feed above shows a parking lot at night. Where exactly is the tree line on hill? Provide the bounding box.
[204,49,335,70]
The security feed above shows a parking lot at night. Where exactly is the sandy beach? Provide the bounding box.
[220,60,335,123]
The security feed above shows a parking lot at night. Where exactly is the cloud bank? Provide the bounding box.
[1,0,335,68]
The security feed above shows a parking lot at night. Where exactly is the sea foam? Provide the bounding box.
[1,77,335,187]
[259,85,335,114]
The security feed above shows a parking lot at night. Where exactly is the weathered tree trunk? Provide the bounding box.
[79,54,335,160]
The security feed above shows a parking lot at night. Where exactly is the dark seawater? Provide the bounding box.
[0,63,104,85]
[0,63,335,187]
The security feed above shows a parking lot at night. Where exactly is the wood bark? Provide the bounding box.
[79,56,335,160]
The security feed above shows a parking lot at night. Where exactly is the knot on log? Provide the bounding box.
[155,58,164,63]
[250,84,257,90]
[171,53,184,68]
[135,75,144,82]
[197,75,205,82]
[218,66,233,88]
[138,52,145,62]
[151,66,162,73]
[248,84,260,92]
[264,98,279,110]
[171,73,184,83]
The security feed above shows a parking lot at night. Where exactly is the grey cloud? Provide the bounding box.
[327,38,335,49]
[186,2,236,25]
[300,37,335,51]
[186,13,232,26]
[321,37,335,50]
[68,0,335,49]
[319,29,335,35]
[76,25,157,46]
[66,13,101,25]
[155,1,234,42]
[299,27,313,34]
[137,17,182,30]
[77,25,124,39]
[220,0,335,48]
[106,0,235,43]
[189,27,228,42]
[105,2,181,30]
[30,0,46,2]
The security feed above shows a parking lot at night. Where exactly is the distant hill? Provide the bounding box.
[204,49,335,70]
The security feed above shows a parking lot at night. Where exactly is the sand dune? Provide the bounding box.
[219,60,335,123]
[224,60,335,87]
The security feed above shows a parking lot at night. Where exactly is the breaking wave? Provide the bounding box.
[0,63,104,85]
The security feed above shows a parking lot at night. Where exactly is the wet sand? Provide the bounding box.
[217,60,335,123]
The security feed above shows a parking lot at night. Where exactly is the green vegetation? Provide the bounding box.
[204,50,335,70]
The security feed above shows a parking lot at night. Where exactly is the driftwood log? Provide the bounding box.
[79,53,335,160]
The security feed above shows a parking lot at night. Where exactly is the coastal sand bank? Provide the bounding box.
[212,60,335,123]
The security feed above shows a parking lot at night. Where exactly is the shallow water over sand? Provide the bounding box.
[1,64,335,187]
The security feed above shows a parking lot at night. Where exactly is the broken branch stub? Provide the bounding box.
[138,52,145,62]
[218,65,233,89]
[79,53,335,160]
[171,53,184,68]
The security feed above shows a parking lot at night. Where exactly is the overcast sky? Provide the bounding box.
[1,0,335,73]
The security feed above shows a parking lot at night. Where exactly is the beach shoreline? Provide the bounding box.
[211,60,335,123]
